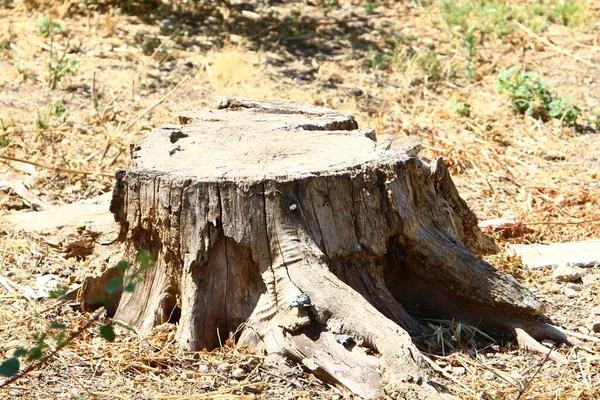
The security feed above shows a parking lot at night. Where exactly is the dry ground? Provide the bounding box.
[0,0,599,398]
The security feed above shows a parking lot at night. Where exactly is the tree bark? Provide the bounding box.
[97,97,569,399]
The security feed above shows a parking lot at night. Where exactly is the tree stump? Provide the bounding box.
[103,97,570,399]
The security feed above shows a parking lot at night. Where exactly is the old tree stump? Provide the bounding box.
[99,98,571,399]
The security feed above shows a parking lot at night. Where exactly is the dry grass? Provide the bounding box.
[1,0,600,398]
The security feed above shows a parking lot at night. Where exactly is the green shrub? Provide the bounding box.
[496,66,582,126]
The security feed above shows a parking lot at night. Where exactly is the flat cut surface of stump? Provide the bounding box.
[137,106,378,180]
[101,97,571,399]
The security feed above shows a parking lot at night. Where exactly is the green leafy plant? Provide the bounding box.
[35,114,50,130]
[362,1,378,14]
[439,0,473,32]
[281,14,299,37]
[46,42,80,90]
[526,0,588,28]
[49,101,68,123]
[0,132,10,148]
[465,64,476,82]
[365,48,392,70]
[35,101,69,130]
[320,0,337,16]
[549,0,588,26]
[13,60,28,75]
[0,251,155,383]
[440,0,514,37]
[496,66,582,126]
[463,29,477,58]
[36,14,64,38]
[450,100,470,117]
[415,51,442,81]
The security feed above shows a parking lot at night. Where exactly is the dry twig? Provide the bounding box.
[515,22,595,68]
[0,155,114,177]
[515,347,555,400]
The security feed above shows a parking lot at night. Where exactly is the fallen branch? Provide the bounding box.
[0,155,113,177]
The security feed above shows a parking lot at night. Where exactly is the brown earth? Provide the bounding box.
[0,0,599,398]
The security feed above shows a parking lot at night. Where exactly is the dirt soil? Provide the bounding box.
[0,0,599,398]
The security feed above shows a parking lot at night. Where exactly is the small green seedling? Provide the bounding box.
[37,14,64,38]
[362,1,378,14]
[450,100,470,117]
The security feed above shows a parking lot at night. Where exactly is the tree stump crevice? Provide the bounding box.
[94,98,567,399]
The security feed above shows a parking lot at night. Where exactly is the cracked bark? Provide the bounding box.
[96,97,569,399]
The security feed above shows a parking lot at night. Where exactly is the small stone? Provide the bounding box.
[564,287,578,298]
[592,322,600,333]
[231,367,245,378]
[198,364,209,373]
[452,366,466,375]
[217,363,230,372]
[578,326,590,335]
[566,283,582,291]
[162,19,175,31]
[552,264,582,282]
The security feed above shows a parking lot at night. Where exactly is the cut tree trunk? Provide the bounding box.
[96,97,571,399]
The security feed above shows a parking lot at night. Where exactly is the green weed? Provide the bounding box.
[463,30,477,58]
[440,0,512,36]
[281,14,299,36]
[450,100,470,117]
[439,0,473,32]
[35,101,68,131]
[46,40,80,90]
[0,132,10,148]
[35,115,50,130]
[496,66,582,126]
[526,0,588,28]
[365,48,392,70]
[465,64,476,82]
[142,40,159,56]
[415,51,443,81]
[362,1,378,14]
[36,14,64,38]
[49,101,68,123]
[13,60,27,74]
[321,0,337,15]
